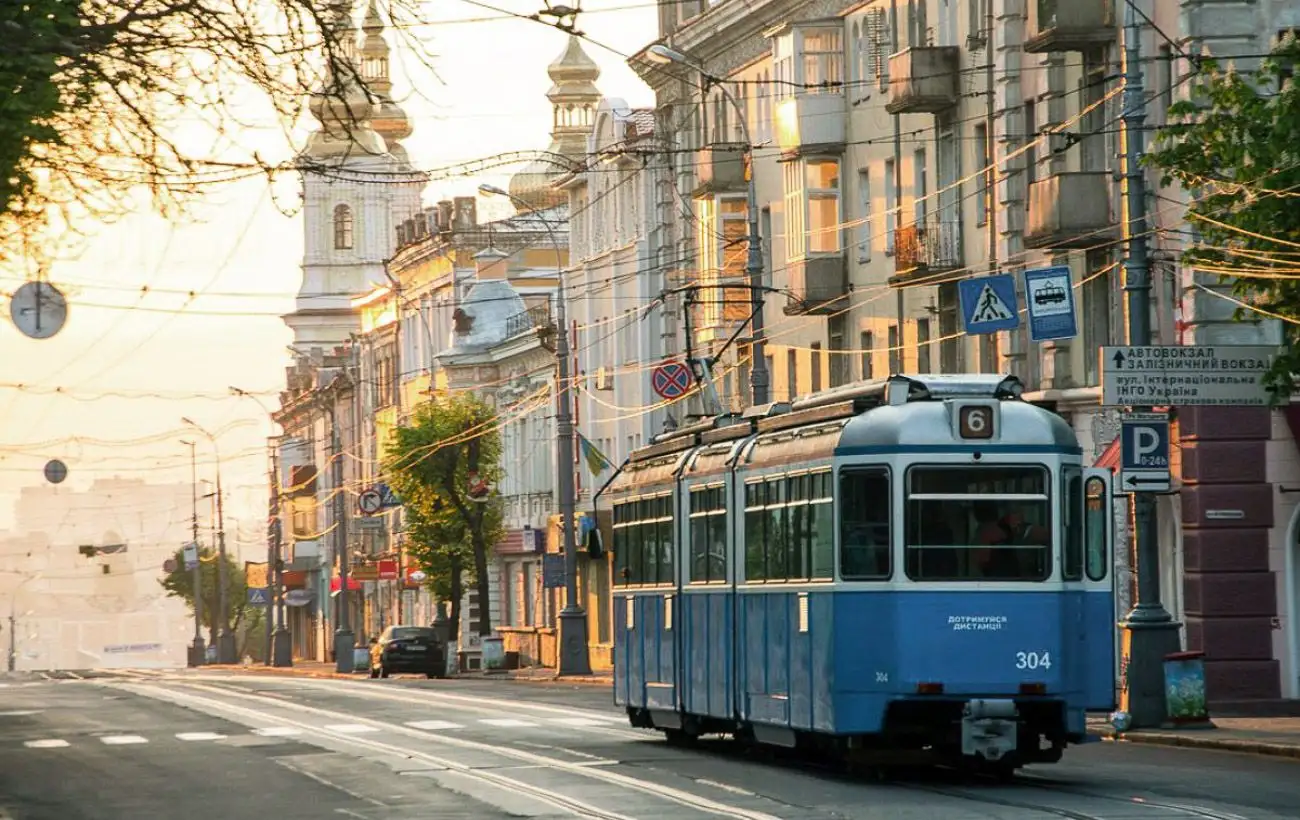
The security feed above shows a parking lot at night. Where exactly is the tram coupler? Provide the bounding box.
[960,698,1019,762]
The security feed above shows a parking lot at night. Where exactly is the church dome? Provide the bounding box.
[302,3,386,160]
[505,35,601,213]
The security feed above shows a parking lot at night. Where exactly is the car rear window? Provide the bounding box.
[391,627,437,640]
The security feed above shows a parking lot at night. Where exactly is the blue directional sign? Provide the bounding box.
[247,586,270,607]
[1023,265,1078,342]
[1120,412,1171,494]
[958,274,1020,335]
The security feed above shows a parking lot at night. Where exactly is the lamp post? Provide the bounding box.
[476,183,591,676]
[230,386,293,667]
[644,43,769,406]
[180,439,206,666]
[182,416,235,664]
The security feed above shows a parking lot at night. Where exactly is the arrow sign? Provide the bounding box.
[1124,475,1167,487]
[1112,350,1125,368]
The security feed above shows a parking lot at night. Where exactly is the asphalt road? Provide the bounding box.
[0,669,1294,820]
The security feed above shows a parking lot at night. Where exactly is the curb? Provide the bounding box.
[1092,730,1300,760]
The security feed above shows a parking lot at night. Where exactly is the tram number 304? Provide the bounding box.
[1015,651,1052,670]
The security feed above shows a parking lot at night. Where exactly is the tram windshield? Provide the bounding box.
[903,465,1051,582]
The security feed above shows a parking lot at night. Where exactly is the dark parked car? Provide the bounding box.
[368,625,446,679]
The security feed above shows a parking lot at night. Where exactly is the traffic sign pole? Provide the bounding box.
[1117,5,1180,731]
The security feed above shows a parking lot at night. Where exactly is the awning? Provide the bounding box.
[330,576,362,592]
[1094,436,1120,471]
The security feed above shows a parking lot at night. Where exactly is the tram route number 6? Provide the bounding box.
[958,405,995,440]
[1016,651,1052,670]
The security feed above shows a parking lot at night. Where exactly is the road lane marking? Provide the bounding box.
[325,723,380,734]
[24,739,69,748]
[126,680,785,820]
[253,727,302,737]
[176,732,226,741]
[480,718,537,727]
[549,717,613,727]
[100,735,148,745]
[404,720,463,730]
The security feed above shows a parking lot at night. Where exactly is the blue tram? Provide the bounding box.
[602,374,1116,771]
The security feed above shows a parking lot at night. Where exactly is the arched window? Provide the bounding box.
[333,204,354,250]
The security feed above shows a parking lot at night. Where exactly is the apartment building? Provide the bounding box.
[629,0,1300,704]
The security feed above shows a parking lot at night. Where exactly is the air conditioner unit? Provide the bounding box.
[594,366,614,391]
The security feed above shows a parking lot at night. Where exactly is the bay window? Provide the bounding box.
[783,157,843,260]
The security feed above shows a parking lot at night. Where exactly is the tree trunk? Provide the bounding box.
[448,553,463,646]
[471,531,491,636]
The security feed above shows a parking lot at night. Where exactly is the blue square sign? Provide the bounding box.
[958,274,1020,335]
[1024,265,1078,342]
[1119,412,1171,493]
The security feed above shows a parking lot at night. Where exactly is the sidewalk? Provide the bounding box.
[1088,715,1300,760]
[199,661,613,687]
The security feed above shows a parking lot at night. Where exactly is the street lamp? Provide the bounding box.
[180,439,206,667]
[181,416,236,664]
[230,386,293,668]
[643,43,770,405]
[477,183,591,676]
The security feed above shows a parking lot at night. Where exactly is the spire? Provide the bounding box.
[358,0,413,165]
[507,35,601,212]
[303,0,386,162]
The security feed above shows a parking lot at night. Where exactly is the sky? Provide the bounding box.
[0,0,657,547]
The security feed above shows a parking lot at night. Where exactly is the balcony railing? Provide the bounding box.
[892,220,963,283]
[505,303,553,338]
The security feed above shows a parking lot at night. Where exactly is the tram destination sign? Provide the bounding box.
[1101,345,1277,407]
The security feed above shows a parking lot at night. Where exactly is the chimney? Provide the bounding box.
[452,196,477,231]
[396,223,408,247]
[436,200,453,232]
[473,246,510,281]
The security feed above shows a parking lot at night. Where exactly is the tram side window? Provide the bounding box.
[1084,476,1108,581]
[840,469,891,580]
[689,485,728,583]
[612,494,675,586]
[904,465,1051,582]
[743,471,834,582]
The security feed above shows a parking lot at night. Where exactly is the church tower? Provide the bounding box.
[285,0,421,352]
[506,35,601,212]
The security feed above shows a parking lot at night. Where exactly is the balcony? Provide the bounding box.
[774,93,846,153]
[1023,172,1118,250]
[890,220,963,285]
[1025,0,1116,54]
[886,47,960,115]
[784,254,848,315]
[504,303,553,338]
[694,143,747,196]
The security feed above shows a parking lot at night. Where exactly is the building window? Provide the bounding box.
[857,7,892,93]
[974,124,989,226]
[888,324,900,373]
[333,204,354,250]
[801,27,844,93]
[785,159,842,259]
[1083,251,1113,385]
[856,168,871,262]
[860,330,874,379]
[917,317,931,373]
[884,158,896,253]
[695,196,750,328]
[829,315,849,387]
[811,342,823,392]
[786,347,798,401]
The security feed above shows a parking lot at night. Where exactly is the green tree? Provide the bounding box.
[1146,36,1300,396]
[384,393,504,641]
[158,546,257,655]
[0,0,429,262]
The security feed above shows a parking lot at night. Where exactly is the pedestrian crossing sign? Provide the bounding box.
[958,274,1020,335]
[247,587,269,607]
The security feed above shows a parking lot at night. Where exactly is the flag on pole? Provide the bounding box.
[577,432,613,476]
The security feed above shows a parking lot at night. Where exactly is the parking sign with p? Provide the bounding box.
[1119,412,1171,493]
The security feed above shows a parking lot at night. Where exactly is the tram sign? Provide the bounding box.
[1101,345,1277,407]
[1119,412,1171,494]
[651,360,692,401]
[1023,265,1077,343]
